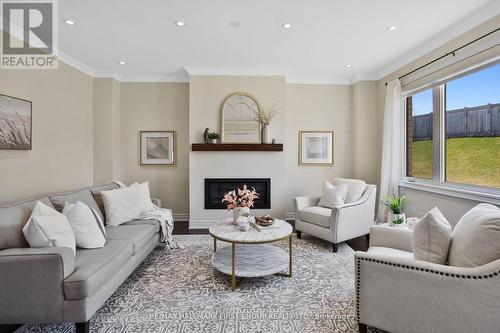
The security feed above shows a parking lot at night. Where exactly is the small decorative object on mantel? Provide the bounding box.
[222,185,259,224]
[0,94,32,150]
[299,130,334,165]
[203,128,210,144]
[140,130,175,166]
[208,132,220,144]
[381,195,408,227]
[255,103,279,144]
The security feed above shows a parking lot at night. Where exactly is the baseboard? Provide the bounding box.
[173,213,189,221]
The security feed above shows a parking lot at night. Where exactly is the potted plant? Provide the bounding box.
[255,104,279,144]
[222,185,259,224]
[208,132,220,144]
[381,195,408,227]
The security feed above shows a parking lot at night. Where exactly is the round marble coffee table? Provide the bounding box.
[209,219,293,290]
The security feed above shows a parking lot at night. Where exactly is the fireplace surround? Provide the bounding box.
[205,178,271,209]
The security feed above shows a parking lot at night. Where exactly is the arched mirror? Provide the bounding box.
[221,92,261,143]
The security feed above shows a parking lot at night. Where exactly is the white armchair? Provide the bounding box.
[293,184,376,252]
[356,225,500,333]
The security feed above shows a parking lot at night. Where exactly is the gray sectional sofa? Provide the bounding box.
[0,183,162,333]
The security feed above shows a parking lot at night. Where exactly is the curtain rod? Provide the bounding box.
[384,27,500,86]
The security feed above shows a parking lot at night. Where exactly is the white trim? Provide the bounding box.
[118,75,190,83]
[173,213,189,222]
[400,180,500,205]
[285,76,352,85]
[189,220,218,229]
[373,0,500,80]
[57,51,96,77]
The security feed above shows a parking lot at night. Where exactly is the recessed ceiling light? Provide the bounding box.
[387,25,397,31]
[229,21,241,28]
[174,20,185,27]
[282,23,292,29]
[118,61,126,65]
[345,64,352,68]
[64,19,75,25]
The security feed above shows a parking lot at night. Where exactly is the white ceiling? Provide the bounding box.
[58,0,500,83]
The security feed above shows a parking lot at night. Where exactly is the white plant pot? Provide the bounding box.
[387,212,406,227]
[210,139,217,144]
[261,125,271,144]
[233,207,250,224]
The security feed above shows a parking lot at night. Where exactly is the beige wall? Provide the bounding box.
[0,62,93,204]
[376,15,500,219]
[285,84,354,211]
[119,82,189,215]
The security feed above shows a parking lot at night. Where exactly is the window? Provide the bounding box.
[406,62,500,189]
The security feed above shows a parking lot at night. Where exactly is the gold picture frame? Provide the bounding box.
[221,92,261,143]
[299,130,334,166]
[139,130,176,166]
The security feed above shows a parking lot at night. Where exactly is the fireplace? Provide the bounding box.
[205,178,271,209]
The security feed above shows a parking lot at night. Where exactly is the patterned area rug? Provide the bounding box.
[17,234,381,333]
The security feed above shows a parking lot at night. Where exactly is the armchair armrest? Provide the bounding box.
[355,251,500,332]
[0,247,71,323]
[294,195,320,212]
[151,197,161,208]
[369,224,413,252]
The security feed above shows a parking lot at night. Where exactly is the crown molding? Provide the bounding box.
[118,75,190,83]
[372,0,500,80]
[285,76,352,85]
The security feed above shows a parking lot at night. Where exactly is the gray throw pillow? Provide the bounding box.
[413,207,452,265]
[448,204,500,267]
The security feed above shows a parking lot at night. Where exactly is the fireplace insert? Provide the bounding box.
[205,178,271,209]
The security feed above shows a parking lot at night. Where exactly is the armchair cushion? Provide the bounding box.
[331,178,366,203]
[413,207,451,264]
[367,246,414,260]
[449,203,500,267]
[318,182,347,208]
[298,206,331,228]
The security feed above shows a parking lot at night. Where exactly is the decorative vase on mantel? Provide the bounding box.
[261,125,271,144]
[233,207,250,224]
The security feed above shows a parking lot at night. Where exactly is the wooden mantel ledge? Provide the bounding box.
[191,143,283,151]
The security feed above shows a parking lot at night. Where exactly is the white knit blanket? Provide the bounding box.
[134,205,181,249]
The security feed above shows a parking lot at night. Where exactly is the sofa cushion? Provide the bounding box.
[122,218,161,233]
[64,240,133,300]
[331,178,366,203]
[298,206,331,228]
[448,203,500,267]
[50,188,104,223]
[105,225,157,254]
[0,246,75,278]
[89,182,121,223]
[0,197,53,249]
[412,207,452,265]
[367,246,414,260]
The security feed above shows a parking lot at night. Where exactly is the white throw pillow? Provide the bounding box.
[63,201,106,249]
[101,182,154,226]
[448,204,500,267]
[331,178,366,203]
[22,201,76,257]
[318,182,348,209]
[412,207,452,264]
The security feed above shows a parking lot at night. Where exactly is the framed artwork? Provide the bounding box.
[140,131,175,166]
[0,94,32,150]
[299,130,334,165]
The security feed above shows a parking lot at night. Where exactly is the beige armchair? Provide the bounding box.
[293,184,376,252]
[355,225,500,333]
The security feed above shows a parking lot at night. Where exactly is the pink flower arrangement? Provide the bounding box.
[222,185,259,210]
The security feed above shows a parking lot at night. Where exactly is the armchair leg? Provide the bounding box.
[358,323,367,333]
[296,230,301,239]
[75,321,90,333]
[332,243,338,253]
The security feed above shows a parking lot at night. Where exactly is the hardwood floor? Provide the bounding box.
[173,220,369,252]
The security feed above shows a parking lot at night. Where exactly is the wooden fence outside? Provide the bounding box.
[412,103,500,140]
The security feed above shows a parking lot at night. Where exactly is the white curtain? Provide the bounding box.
[377,79,403,223]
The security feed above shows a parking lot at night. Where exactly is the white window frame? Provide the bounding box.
[400,61,500,205]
